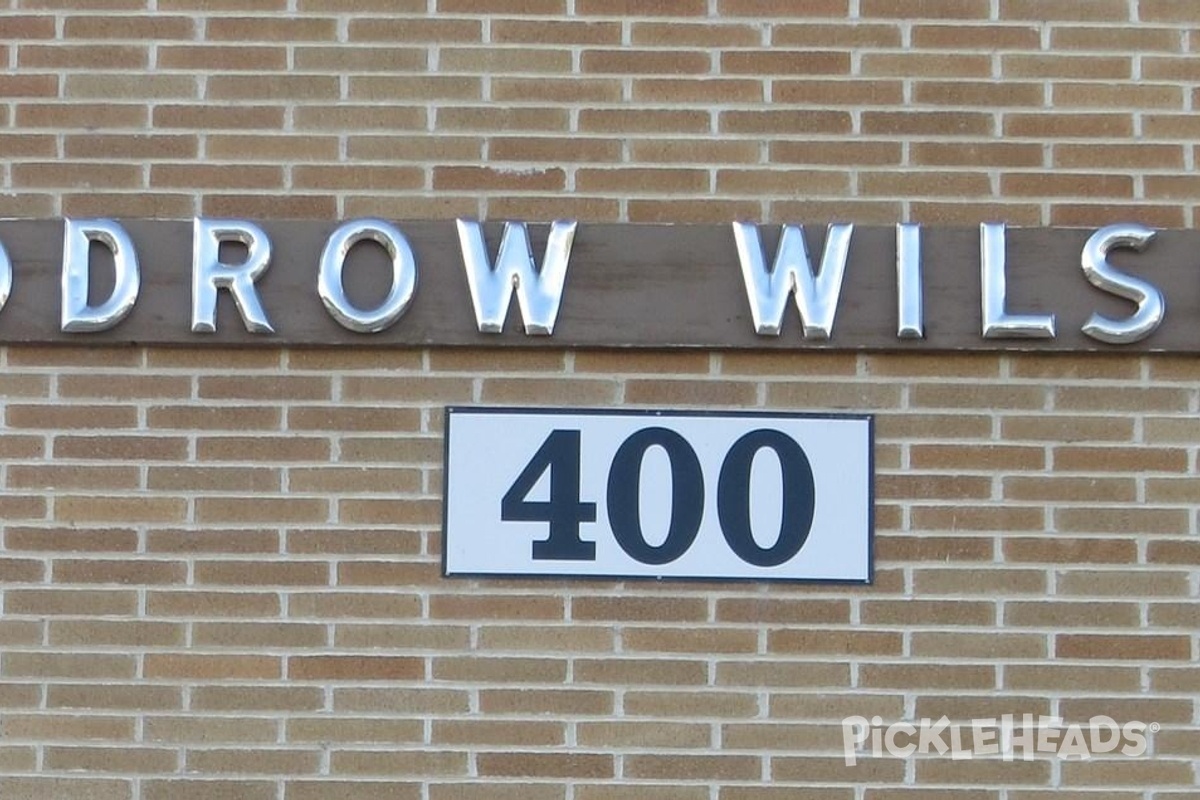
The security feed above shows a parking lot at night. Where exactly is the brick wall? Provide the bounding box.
[2,2,1199,798]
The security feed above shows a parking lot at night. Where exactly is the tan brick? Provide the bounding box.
[860,664,996,690]
[1004,173,1135,198]
[48,684,182,712]
[721,109,852,135]
[911,444,1045,471]
[286,529,421,557]
[626,753,760,781]
[490,135,619,164]
[771,140,901,166]
[725,789,853,800]
[723,50,849,76]
[0,778,132,800]
[185,747,321,774]
[625,690,758,718]
[143,781,276,800]
[862,599,996,626]
[3,652,137,680]
[193,622,326,649]
[875,535,994,562]
[775,756,904,784]
[0,14,57,39]
[916,758,1050,785]
[44,745,177,773]
[147,406,280,431]
[52,558,187,585]
[2,713,135,742]
[1058,633,1190,660]
[428,786,563,800]
[878,474,992,501]
[191,686,324,713]
[1005,663,1140,692]
[772,78,900,108]
[1004,476,1136,502]
[434,165,565,191]
[1001,0,1131,19]
[1001,415,1135,442]
[715,660,849,689]
[206,16,336,40]
[1003,537,1137,564]
[440,46,572,74]
[493,18,618,44]
[56,496,186,524]
[1059,569,1190,596]
[1003,54,1131,79]
[433,656,567,684]
[144,654,281,680]
[1061,759,1193,786]
[911,632,1048,659]
[286,782,421,800]
[147,591,281,618]
[912,141,1045,168]
[294,45,426,72]
[287,717,423,745]
[1006,601,1139,628]
[770,629,902,656]
[147,528,278,557]
[576,0,706,12]
[473,751,611,778]
[714,598,848,624]
[623,628,758,654]
[584,49,711,75]
[0,557,47,582]
[197,436,330,462]
[49,619,184,648]
[159,44,286,71]
[1147,540,1200,565]
[579,108,711,135]
[575,657,707,686]
[1055,507,1188,535]
[8,404,138,430]
[331,749,467,776]
[9,464,140,491]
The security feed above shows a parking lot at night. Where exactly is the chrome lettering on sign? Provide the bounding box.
[732,221,854,339]
[191,218,275,334]
[455,218,577,335]
[60,218,141,333]
[318,218,417,333]
[0,217,1180,347]
[979,222,1056,339]
[895,223,924,339]
[1081,223,1164,344]
[0,237,11,316]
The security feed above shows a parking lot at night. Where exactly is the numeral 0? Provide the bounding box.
[501,426,816,568]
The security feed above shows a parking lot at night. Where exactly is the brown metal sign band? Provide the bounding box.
[0,219,1191,351]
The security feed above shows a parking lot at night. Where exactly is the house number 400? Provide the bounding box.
[500,427,817,567]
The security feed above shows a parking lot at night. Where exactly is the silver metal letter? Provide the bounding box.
[0,238,10,316]
[60,218,140,333]
[980,222,1055,339]
[191,217,274,334]
[318,218,417,333]
[732,221,853,339]
[455,218,576,335]
[896,223,923,339]
[1081,223,1163,344]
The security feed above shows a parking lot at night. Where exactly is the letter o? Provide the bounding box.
[318,218,417,333]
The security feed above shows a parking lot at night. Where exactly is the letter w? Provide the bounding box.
[455,219,577,335]
[732,222,854,339]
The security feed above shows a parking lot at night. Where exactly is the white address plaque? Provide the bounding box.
[442,407,874,583]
